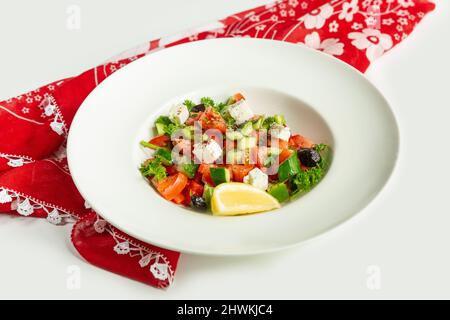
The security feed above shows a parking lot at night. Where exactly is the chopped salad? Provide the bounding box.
[140,93,330,215]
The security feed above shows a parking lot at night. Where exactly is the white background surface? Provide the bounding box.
[0,0,449,299]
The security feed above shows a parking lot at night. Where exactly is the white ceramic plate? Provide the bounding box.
[68,38,399,256]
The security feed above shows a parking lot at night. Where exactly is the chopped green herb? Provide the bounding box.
[139,158,167,182]
[155,115,173,126]
[215,102,227,113]
[200,97,215,107]
[222,111,236,127]
[154,148,172,165]
[314,143,329,153]
[290,144,330,197]
[183,99,196,110]
[154,115,180,136]
[290,167,324,196]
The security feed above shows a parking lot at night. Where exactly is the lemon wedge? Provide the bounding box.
[211,182,281,216]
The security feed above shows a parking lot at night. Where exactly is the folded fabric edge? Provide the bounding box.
[70,212,179,289]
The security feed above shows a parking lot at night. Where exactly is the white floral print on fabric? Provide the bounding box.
[0,187,76,224]
[339,0,359,22]
[114,241,131,255]
[46,208,62,225]
[39,96,68,136]
[0,153,34,168]
[150,263,170,281]
[302,3,334,29]
[93,216,175,287]
[348,28,393,61]
[303,31,344,56]
[398,0,415,8]
[16,198,34,216]
[0,189,12,204]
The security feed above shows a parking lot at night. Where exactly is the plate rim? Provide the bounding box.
[67,37,400,256]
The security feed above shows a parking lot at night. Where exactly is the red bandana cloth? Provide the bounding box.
[0,0,435,288]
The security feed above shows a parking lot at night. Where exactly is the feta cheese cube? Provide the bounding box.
[228,100,254,125]
[169,104,189,125]
[193,139,223,164]
[243,168,269,190]
[270,124,291,141]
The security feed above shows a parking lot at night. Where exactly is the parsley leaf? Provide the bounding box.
[290,144,331,197]
[139,158,167,182]
[183,99,196,111]
[215,102,227,114]
[155,115,173,126]
[200,97,215,107]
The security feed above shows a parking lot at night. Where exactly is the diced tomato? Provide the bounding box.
[198,164,215,186]
[188,180,204,197]
[279,149,292,164]
[198,164,210,175]
[289,134,314,149]
[230,165,254,182]
[193,170,203,183]
[165,165,178,175]
[202,169,214,186]
[181,188,191,206]
[171,192,185,204]
[149,134,170,147]
[199,107,227,133]
[233,93,245,102]
[267,138,289,150]
[156,173,188,200]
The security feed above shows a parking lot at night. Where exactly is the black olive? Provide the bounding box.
[297,148,321,167]
[191,195,207,210]
[191,104,205,112]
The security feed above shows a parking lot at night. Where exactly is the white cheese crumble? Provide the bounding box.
[270,124,291,141]
[243,167,269,190]
[228,100,254,125]
[169,104,189,125]
[193,139,223,164]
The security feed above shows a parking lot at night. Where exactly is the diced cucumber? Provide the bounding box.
[203,184,214,207]
[180,126,193,140]
[155,123,166,135]
[210,167,231,185]
[226,130,244,140]
[154,148,172,165]
[237,136,257,150]
[278,152,301,181]
[268,183,290,203]
[140,140,159,149]
[240,121,254,136]
[262,115,285,129]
